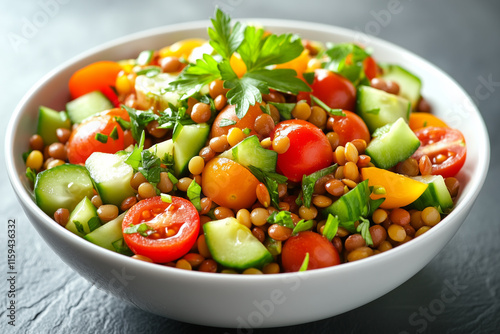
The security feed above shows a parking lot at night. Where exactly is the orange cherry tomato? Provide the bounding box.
[69,61,122,99]
[230,53,247,78]
[201,157,260,210]
[66,111,127,164]
[274,49,310,79]
[159,38,206,59]
[282,231,340,272]
[211,103,263,138]
[122,196,200,263]
[409,112,448,131]
[361,167,428,209]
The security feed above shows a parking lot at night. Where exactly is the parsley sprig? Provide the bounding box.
[168,8,311,119]
[323,43,371,86]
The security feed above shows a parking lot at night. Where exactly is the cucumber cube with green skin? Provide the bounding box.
[84,212,127,251]
[66,197,101,237]
[66,91,113,124]
[410,175,454,213]
[366,118,421,170]
[85,152,136,207]
[356,85,411,133]
[37,106,71,145]
[149,139,174,160]
[380,64,422,110]
[173,123,210,177]
[34,164,95,217]
[203,217,273,270]
[218,135,278,173]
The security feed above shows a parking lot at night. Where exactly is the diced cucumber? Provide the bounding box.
[380,64,422,110]
[410,175,453,213]
[218,135,277,173]
[34,164,95,217]
[84,212,127,252]
[66,197,101,237]
[173,123,210,177]
[356,85,411,133]
[366,118,420,169]
[135,73,181,111]
[85,152,136,207]
[36,106,71,145]
[66,91,113,123]
[149,138,174,160]
[203,217,273,270]
[322,180,381,232]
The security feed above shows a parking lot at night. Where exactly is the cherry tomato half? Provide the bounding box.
[411,127,466,178]
[122,196,200,263]
[67,109,129,164]
[202,157,260,210]
[282,231,340,272]
[297,69,356,111]
[271,120,333,182]
[328,110,371,146]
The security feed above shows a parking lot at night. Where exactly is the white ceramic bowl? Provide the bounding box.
[5,19,489,328]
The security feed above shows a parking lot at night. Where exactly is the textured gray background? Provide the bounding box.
[1,0,499,333]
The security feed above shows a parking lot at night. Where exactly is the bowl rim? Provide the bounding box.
[5,18,490,284]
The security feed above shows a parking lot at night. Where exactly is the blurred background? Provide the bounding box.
[1,0,499,333]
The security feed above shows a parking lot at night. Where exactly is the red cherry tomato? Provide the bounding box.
[271,120,333,182]
[282,231,340,272]
[328,110,371,146]
[363,56,379,81]
[411,127,466,178]
[122,196,200,263]
[67,109,129,164]
[297,69,356,111]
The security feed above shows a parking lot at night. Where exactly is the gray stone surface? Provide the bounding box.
[1,0,499,333]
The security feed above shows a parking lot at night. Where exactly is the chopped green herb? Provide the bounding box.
[303,72,315,85]
[111,238,134,256]
[219,118,237,127]
[298,253,310,272]
[26,167,36,183]
[247,165,287,208]
[135,66,161,77]
[301,164,337,208]
[260,104,272,115]
[357,217,373,246]
[94,132,108,143]
[125,131,145,170]
[187,180,202,211]
[109,126,119,140]
[310,95,345,116]
[161,193,172,203]
[322,214,339,241]
[122,105,158,143]
[88,216,102,233]
[115,116,131,130]
[365,108,380,115]
[137,50,155,66]
[208,7,244,60]
[292,219,314,235]
[267,210,294,228]
[242,128,251,135]
[22,150,31,163]
[268,101,296,120]
[73,220,85,234]
[123,223,156,237]
[323,43,371,86]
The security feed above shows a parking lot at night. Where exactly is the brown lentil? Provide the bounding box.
[175,259,192,270]
[272,135,290,154]
[342,178,357,189]
[120,196,137,211]
[209,79,228,99]
[347,246,374,262]
[369,225,387,248]
[26,150,44,171]
[130,172,147,190]
[390,208,410,226]
[236,209,252,229]
[417,97,432,113]
[410,210,424,230]
[308,106,327,129]
[157,172,174,193]
[254,113,275,137]
[160,56,182,73]
[98,204,119,222]
[191,103,212,124]
[252,226,266,243]
[214,206,234,220]
[344,142,359,164]
[334,146,346,165]
[326,132,340,150]
[388,224,406,242]
[418,155,432,175]
[372,208,388,224]
[250,208,269,226]
[397,158,419,176]
[345,234,366,252]
[351,139,367,154]
[243,268,263,275]
[343,161,359,182]
[199,146,216,162]
[421,207,440,226]
[132,254,154,262]
[48,142,67,160]
[227,127,245,146]
[176,177,193,192]
[312,195,333,208]
[378,240,393,252]
[325,179,345,197]
[183,253,205,267]
[415,226,431,237]
[54,208,70,226]
[262,91,285,103]
[188,156,205,175]
[263,262,280,274]
[56,128,71,144]
[268,224,293,241]
[298,205,318,220]
[46,159,65,169]
[29,134,44,151]
[138,182,156,198]
[146,120,168,138]
[256,183,271,208]
[91,195,103,208]
[209,135,229,152]
[197,235,211,258]
[214,94,227,111]
[445,177,460,197]
[198,259,218,273]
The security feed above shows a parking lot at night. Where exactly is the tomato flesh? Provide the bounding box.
[282,231,340,272]
[297,69,356,111]
[412,127,466,178]
[271,120,333,183]
[329,110,371,146]
[122,196,200,263]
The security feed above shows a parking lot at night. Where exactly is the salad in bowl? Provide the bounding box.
[6,8,487,327]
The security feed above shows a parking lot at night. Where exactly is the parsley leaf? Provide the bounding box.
[357,217,373,246]
[73,220,85,234]
[322,214,339,241]
[88,216,102,233]
[247,165,287,208]
[122,105,158,143]
[224,76,265,119]
[267,210,294,228]
[111,238,134,256]
[218,118,237,127]
[310,95,345,116]
[208,8,245,60]
[268,101,296,120]
[187,180,202,211]
[26,167,36,184]
[323,43,371,86]
[245,69,310,95]
[301,164,337,208]
[123,223,156,237]
[292,219,314,235]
